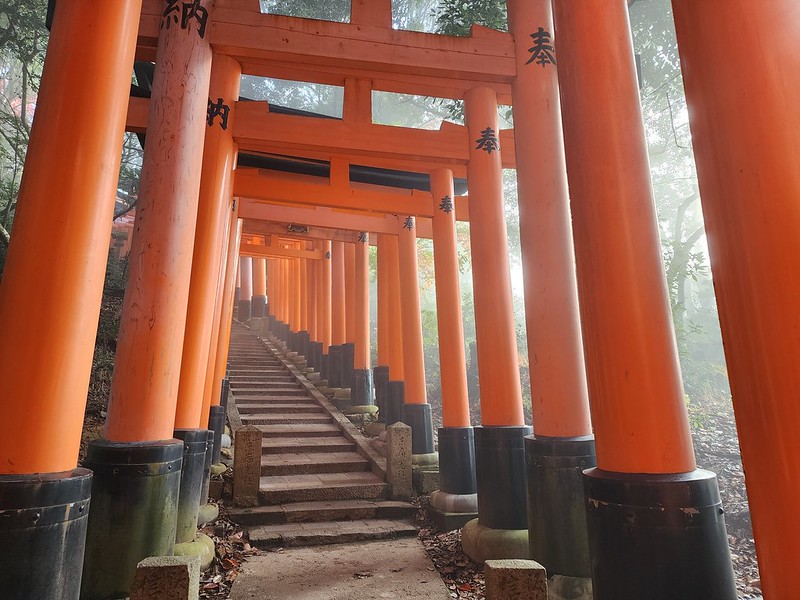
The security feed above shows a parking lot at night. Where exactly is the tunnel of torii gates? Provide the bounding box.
[0,0,797,598]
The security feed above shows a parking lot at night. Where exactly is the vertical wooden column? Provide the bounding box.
[306,253,320,369]
[462,88,531,549]
[352,233,373,406]
[398,217,435,456]
[252,257,267,317]
[281,258,290,327]
[85,1,215,595]
[386,234,404,381]
[330,241,347,387]
[299,257,308,333]
[321,240,333,354]
[507,0,595,581]
[175,54,240,430]
[553,1,736,597]
[238,257,253,323]
[671,2,800,597]
[292,257,302,335]
[374,234,391,420]
[0,2,141,597]
[344,242,356,343]
[429,169,477,509]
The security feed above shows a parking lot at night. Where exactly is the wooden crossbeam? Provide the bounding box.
[136,0,515,101]
[241,220,362,244]
[239,243,323,260]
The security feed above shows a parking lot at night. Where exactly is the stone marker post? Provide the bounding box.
[130,555,200,600]
[387,422,413,500]
[485,559,547,600]
[233,425,262,507]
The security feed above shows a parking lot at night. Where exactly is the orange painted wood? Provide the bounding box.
[464,87,525,427]
[344,243,356,344]
[105,0,213,442]
[386,234,405,381]
[239,257,253,301]
[354,236,370,370]
[207,216,242,422]
[343,78,373,123]
[672,1,800,594]
[331,241,347,346]
[398,217,427,405]
[554,0,694,473]
[176,54,240,429]
[292,257,302,330]
[507,0,591,438]
[239,242,323,260]
[350,0,392,29]
[299,258,308,332]
[431,169,470,428]
[243,220,362,244]
[376,235,390,366]
[0,0,143,473]
[239,202,403,236]
[307,256,318,341]
[321,240,333,349]
[253,258,267,296]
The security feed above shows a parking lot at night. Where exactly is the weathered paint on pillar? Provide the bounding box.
[239,256,253,310]
[507,0,591,438]
[376,234,390,367]
[430,170,470,428]
[672,2,800,595]
[105,0,214,442]
[0,0,142,473]
[331,241,347,346]
[464,87,525,427]
[344,242,356,343]
[307,256,318,342]
[321,240,333,349]
[281,258,290,325]
[354,234,371,370]
[398,217,427,405]
[386,234,404,380]
[175,54,240,429]
[554,0,695,474]
[293,257,302,331]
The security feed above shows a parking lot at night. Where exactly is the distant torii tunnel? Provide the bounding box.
[0,0,797,599]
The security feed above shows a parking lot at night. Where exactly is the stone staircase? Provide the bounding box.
[226,324,416,549]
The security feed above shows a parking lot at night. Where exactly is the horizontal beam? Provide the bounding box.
[238,199,434,238]
[234,169,470,220]
[137,1,515,100]
[242,220,362,244]
[239,243,323,260]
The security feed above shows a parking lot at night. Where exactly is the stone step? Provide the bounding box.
[261,452,370,476]
[248,519,417,549]
[262,437,356,454]
[229,376,297,382]
[242,413,334,425]
[237,403,323,414]
[257,424,342,438]
[235,395,321,404]
[260,472,388,504]
[231,386,306,395]
[229,500,415,526]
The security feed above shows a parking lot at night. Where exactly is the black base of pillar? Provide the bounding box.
[81,439,183,600]
[584,468,737,600]
[209,405,225,465]
[385,381,405,426]
[234,287,240,308]
[238,299,252,322]
[474,425,532,530]
[351,368,374,405]
[173,429,209,544]
[526,435,596,578]
[312,342,324,371]
[373,365,390,421]
[200,429,213,503]
[439,427,477,495]
[0,469,92,600]
[298,331,310,359]
[401,403,435,454]
[252,295,266,317]
[320,352,330,380]
[220,378,230,410]
[341,342,355,388]
[328,345,343,388]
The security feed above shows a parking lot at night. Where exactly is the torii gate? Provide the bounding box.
[1,0,796,599]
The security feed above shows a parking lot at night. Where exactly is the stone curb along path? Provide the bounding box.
[225,323,417,549]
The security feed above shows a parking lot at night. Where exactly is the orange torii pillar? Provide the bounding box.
[554,2,736,598]
[398,217,436,458]
[291,256,302,350]
[319,241,333,381]
[671,2,799,597]
[341,242,357,388]
[234,261,241,318]
[84,1,215,596]
[252,257,267,318]
[507,0,596,584]
[384,233,406,424]
[461,87,532,561]
[0,2,140,597]
[428,169,478,520]
[306,252,322,369]
[328,241,347,388]
[238,256,253,322]
[351,233,374,407]
[373,234,391,419]
[172,53,240,545]
[272,257,289,343]
[280,256,291,342]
